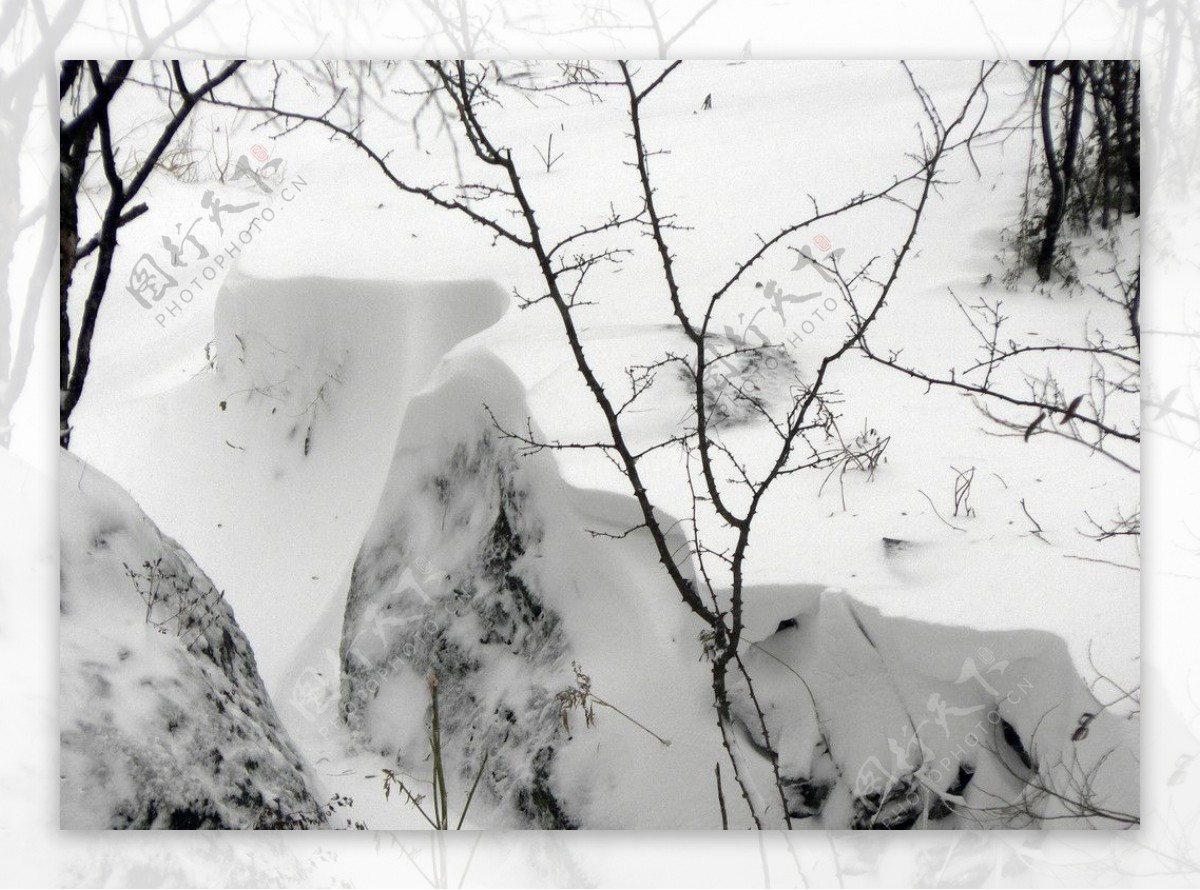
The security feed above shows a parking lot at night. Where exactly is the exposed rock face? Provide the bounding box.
[338,348,604,828]
[341,419,575,828]
[60,451,325,829]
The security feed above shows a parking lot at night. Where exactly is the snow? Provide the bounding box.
[339,348,720,828]
[64,60,1139,829]
[59,450,326,828]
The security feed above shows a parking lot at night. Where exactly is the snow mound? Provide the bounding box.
[341,351,576,826]
[60,451,325,829]
[340,349,724,828]
[338,346,1138,830]
[733,586,1140,828]
[210,268,510,469]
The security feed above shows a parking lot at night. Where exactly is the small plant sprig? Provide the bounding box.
[123,558,226,648]
[952,465,976,518]
[534,132,564,172]
[819,419,891,509]
[847,422,890,475]
[556,661,671,747]
[382,674,489,830]
[263,791,367,829]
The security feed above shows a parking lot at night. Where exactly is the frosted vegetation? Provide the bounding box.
[60,60,1139,829]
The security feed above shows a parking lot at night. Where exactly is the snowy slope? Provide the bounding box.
[60,450,326,829]
[73,263,508,692]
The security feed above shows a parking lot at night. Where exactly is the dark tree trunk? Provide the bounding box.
[61,212,119,447]
[1036,64,1065,282]
[1088,62,1113,228]
[59,159,84,445]
[1107,61,1140,214]
[1036,61,1087,282]
[58,60,242,447]
[59,63,91,447]
[1059,62,1088,234]
[1123,62,1141,213]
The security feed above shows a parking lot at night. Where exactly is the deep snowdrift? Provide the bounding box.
[340,349,716,828]
[340,349,1138,829]
[60,450,325,829]
[732,584,1139,828]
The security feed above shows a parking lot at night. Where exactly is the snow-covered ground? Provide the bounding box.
[63,60,1139,829]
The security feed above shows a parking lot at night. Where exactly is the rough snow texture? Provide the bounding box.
[60,451,325,829]
[340,353,576,828]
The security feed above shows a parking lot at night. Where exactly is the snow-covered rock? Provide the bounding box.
[60,450,326,829]
[732,583,1140,829]
[339,349,726,828]
[338,344,1139,830]
[340,351,580,827]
